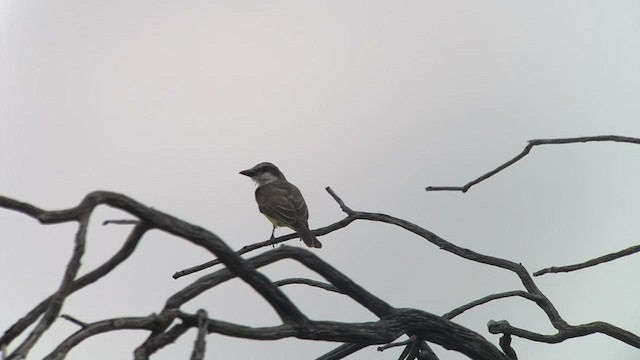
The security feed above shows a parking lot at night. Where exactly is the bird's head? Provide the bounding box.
[240,162,286,185]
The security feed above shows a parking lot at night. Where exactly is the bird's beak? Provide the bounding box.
[239,169,255,177]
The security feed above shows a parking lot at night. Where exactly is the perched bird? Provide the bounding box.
[240,162,322,248]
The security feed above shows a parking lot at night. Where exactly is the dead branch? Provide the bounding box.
[7,214,89,360]
[534,243,640,276]
[1,224,148,347]
[273,278,343,294]
[0,192,510,360]
[2,168,639,359]
[425,135,640,193]
[190,309,208,360]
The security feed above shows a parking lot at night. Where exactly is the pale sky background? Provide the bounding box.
[2,1,640,359]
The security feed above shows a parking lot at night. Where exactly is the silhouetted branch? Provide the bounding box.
[103,219,139,225]
[487,319,640,348]
[1,223,149,347]
[377,336,414,352]
[273,278,342,294]
[162,247,509,359]
[59,315,88,328]
[172,216,355,279]
[44,313,177,360]
[7,214,89,360]
[175,306,510,360]
[443,291,542,320]
[316,343,369,360]
[170,185,640,357]
[133,323,191,360]
[3,162,640,360]
[534,243,640,276]
[425,135,640,192]
[190,310,208,360]
[499,334,517,360]
[417,340,440,360]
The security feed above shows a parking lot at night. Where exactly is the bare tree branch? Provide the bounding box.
[317,343,369,360]
[534,243,640,276]
[7,214,89,360]
[190,310,208,360]
[3,157,640,360]
[59,315,88,328]
[162,247,509,360]
[425,135,640,193]
[171,186,640,355]
[273,278,343,294]
[377,336,414,352]
[133,324,191,360]
[499,334,517,360]
[172,216,355,279]
[443,291,542,320]
[0,192,309,328]
[175,307,510,360]
[103,219,139,225]
[487,319,640,347]
[417,340,440,360]
[1,223,149,348]
[44,313,177,360]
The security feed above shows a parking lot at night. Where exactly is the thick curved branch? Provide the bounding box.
[5,185,638,359]
[155,247,507,360]
[0,192,308,328]
[174,308,510,360]
[499,334,517,360]
[178,187,568,328]
[425,135,640,192]
[534,243,640,276]
[170,186,640,354]
[166,247,393,319]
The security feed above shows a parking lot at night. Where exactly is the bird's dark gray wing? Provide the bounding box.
[255,180,309,228]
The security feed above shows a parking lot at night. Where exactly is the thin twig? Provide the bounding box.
[273,278,342,294]
[1,224,149,348]
[60,315,88,328]
[377,335,414,351]
[534,243,640,276]
[103,219,139,225]
[316,343,369,360]
[325,186,354,214]
[426,135,640,192]
[172,216,355,279]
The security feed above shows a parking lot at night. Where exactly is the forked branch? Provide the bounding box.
[425,135,640,193]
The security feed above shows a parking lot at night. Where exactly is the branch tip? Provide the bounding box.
[325,187,354,214]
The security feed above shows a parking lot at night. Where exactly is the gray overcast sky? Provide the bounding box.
[2,1,640,359]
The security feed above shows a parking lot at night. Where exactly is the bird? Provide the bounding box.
[240,162,322,248]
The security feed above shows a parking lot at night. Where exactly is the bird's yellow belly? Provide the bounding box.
[263,214,290,228]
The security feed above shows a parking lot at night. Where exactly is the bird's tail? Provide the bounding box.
[297,225,322,248]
